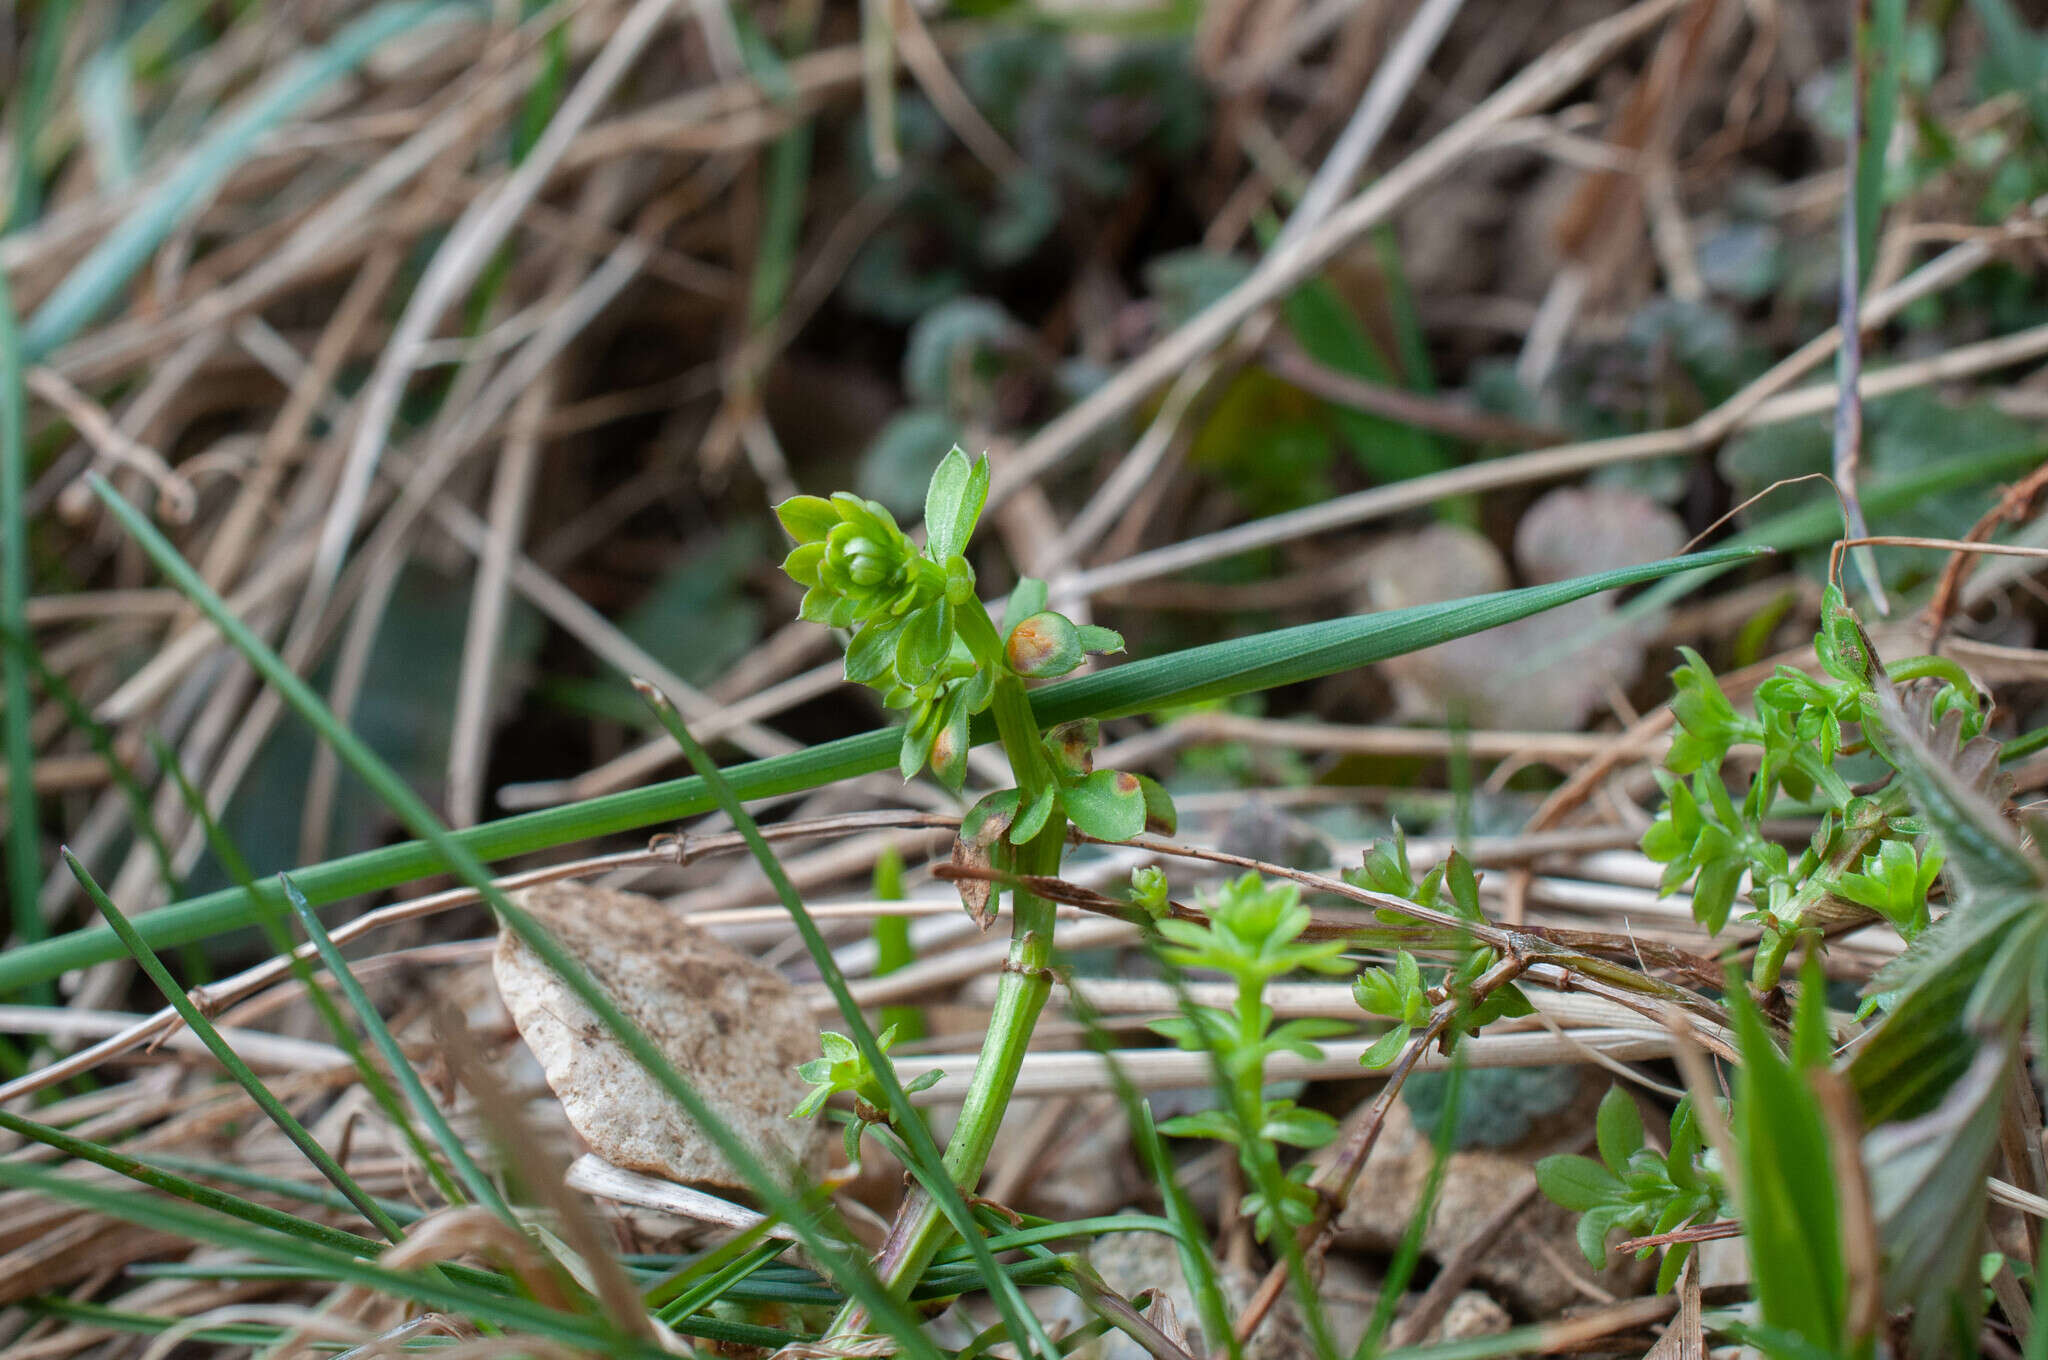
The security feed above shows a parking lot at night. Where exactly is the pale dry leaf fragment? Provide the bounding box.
[492,882,822,1190]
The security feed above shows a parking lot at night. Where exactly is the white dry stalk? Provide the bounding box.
[891,1029,1677,1102]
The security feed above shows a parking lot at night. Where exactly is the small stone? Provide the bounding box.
[492,882,822,1191]
[1332,1080,1651,1316]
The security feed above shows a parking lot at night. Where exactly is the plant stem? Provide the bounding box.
[835,606,1065,1331]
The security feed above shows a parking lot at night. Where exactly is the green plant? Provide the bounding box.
[779,447,1183,1328]
[1149,872,1353,1239]
[1535,1086,1730,1293]
[794,1024,943,1163]
[1347,831,1534,1066]
[1641,583,1983,983]
[1541,583,2048,1356]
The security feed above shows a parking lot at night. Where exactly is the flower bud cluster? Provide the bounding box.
[780,488,991,788]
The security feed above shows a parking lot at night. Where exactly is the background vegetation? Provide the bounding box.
[6,0,2048,1357]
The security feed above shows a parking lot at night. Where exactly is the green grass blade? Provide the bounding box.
[0,1102,386,1258]
[0,539,1761,996]
[636,682,1053,1356]
[22,0,469,360]
[25,1298,283,1349]
[655,1239,789,1324]
[1355,1054,1466,1360]
[0,620,179,894]
[1855,0,1904,282]
[1282,276,1446,487]
[155,737,416,1102]
[1548,440,2048,664]
[872,844,924,1041]
[145,1151,426,1226]
[75,472,943,1359]
[7,0,75,228]
[60,849,408,1242]
[0,269,45,1000]
[280,872,511,1220]
[0,1156,686,1355]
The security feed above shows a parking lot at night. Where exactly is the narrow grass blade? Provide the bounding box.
[0,620,178,893]
[25,1299,282,1349]
[0,1103,386,1258]
[7,0,74,228]
[656,1239,789,1324]
[76,473,942,1359]
[0,539,1761,995]
[23,0,469,360]
[872,844,924,1040]
[636,681,1052,1356]
[0,1156,690,1355]
[281,872,511,1220]
[61,848,408,1242]
[0,269,45,1000]
[146,1152,425,1226]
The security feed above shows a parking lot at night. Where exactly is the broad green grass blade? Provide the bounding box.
[23,0,470,360]
[1543,441,2048,667]
[637,682,1052,1356]
[0,270,45,1000]
[1728,974,1844,1356]
[1970,0,2048,144]
[0,538,1760,995]
[79,46,144,191]
[62,849,408,1243]
[73,472,945,1359]
[281,872,511,1220]
[1283,276,1446,487]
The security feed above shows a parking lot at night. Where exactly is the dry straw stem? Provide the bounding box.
[314,0,676,598]
[890,1029,1673,1102]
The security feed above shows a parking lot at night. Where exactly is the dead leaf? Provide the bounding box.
[493,882,822,1190]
